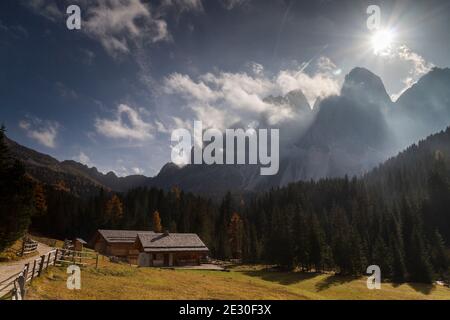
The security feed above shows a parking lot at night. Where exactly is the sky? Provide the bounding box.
[0,0,449,177]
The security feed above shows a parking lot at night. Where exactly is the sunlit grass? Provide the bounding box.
[26,260,450,300]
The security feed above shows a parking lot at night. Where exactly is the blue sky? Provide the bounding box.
[1,0,449,176]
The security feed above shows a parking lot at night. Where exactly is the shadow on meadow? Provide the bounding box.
[405,282,435,295]
[240,268,322,286]
[314,274,356,291]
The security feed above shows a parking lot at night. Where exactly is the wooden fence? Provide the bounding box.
[0,249,99,300]
[0,249,57,300]
[20,238,38,256]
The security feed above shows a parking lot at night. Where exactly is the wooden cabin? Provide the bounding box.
[91,230,154,258]
[130,231,209,267]
[73,238,87,252]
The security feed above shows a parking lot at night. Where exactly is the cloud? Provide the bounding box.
[22,0,176,57]
[83,0,170,56]
[19,118,59,148]
[95,104,154,140]
[131,167,144,175]
[22,0,62,22]
[73,151,92,166]
[220,0,251,10]
[389,45,434,101]
[162,58,340,130]
[276,67,341,106]
[160,0,204,14]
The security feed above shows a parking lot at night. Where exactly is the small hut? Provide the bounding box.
[73,238,87,252]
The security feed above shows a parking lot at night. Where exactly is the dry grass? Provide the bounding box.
[29,235,64,248]
[26,259,450,300]
[0,239,38,263]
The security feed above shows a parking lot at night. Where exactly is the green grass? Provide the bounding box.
[26,260,450,300]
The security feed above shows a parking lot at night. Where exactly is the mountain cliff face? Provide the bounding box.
[6,67,450,197]
[148,67,450,195]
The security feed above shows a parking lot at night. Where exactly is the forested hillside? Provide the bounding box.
[2,127,450,284]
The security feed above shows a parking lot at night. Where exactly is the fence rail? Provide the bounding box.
[0,249,57,300]
[0,248,98,300]
[21,238,38,256]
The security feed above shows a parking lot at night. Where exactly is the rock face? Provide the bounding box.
[147,67,450,195]
[7,67,450,197]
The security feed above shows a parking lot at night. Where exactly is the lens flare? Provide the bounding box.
[371,29,395,55]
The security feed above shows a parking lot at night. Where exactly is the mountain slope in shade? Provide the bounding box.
[289,67,396,181]
[4,137,148,196]
[392,67,450,148]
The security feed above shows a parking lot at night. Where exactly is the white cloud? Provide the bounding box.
[163,58,340,129]
[389,45,434,101]
[74,151,92,166]
[131,167,144,175]
[83,0,170,56]
[276,69,340,106]
[19,118,59,148]
[95,104,154,140]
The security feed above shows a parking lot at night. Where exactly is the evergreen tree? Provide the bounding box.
[0,126,35,251]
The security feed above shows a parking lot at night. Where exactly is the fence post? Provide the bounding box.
[96,254,99,269]
[30,260,37,282]
[46,252,51,269]
[54,249,59,266]
[37,255,45,277]
[17,275,26,300]
[23,263,30,282]
[21,238,25,257]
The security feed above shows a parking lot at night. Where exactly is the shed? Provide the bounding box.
[73,238,87,252]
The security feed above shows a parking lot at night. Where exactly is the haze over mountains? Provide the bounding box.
[5,67,450,197]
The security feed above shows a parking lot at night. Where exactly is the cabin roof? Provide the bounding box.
[137,232,209,252]
[97,229,154,243]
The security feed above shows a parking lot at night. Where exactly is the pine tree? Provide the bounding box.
[430,230,449,281]
[0,126,35,251]
[228,212,243,259]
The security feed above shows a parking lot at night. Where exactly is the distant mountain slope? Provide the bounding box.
[6,67,450,198]
[365,126,450,201]
[148,67,450,195]
[4,137,148,196]
[393,67,450,148]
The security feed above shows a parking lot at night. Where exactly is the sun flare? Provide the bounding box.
[371,29,395,55]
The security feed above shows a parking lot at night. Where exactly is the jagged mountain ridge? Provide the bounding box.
[5,67,450,197]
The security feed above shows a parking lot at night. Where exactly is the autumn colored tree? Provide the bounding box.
[105,194,123,226]
[153,210,163,233]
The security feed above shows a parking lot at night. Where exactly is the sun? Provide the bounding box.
[371,29,395,55]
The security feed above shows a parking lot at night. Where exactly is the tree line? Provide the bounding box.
[1,126,450,284]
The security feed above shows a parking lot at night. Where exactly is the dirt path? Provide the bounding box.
[0,242,54,297]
